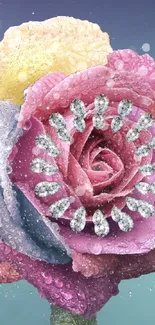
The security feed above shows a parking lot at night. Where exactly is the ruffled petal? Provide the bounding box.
[0,16,112,105]
[0,240,120,317]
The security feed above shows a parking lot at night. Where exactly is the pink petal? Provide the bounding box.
[18,72,66,126]
[0,241,120,317]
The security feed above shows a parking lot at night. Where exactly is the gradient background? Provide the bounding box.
[0,0,155,324]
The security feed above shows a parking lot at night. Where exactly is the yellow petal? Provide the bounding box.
[0,16,112,105]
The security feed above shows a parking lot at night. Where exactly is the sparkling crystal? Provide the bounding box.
[126,128,140,142]
[149,137,155,149]
[111,206,122,222]
[94,94,109,114]
[35,134,60,157]
[118,213,134,232]
[92,114,104,129]
[70,207,86,232]
[118,99,133,117]
[111,116,123,132]
[30,158,44,173]
[138,164,155,176]
[30,158,58,175]
[138,200,155,218]
[126,197,139,211]
[34,181,61,197]
[135,144,150,157]
[70,99,85,118]
[135,182,150,195]
[93,209,105,224]
[49,197,72,219]
[137,113,154,131]
[74,117,86,132]
[49,113,66,129]
[42,162,58,176]
[94,220,110,237]
[150,182,155,194]
[57,128,70,142]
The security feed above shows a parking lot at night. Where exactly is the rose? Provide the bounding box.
[1,16,155,320]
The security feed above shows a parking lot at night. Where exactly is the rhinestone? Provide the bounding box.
[138,164,155,176]
[70,99,85,118]
[92,114,104,129]
[111,206,122,222]
[150,182,155,194]
[35,134,60,157]
[30,158,44,173]
[49,197,72,219]
[118,212,134,232]
[138,200,155,218]
[126,128,140,142]
[149,137,155,149]
[118,99,133,117]
[49,113,66,129]
[135,144,150,157]
[70,207,86,232]
[137,113,154,131]
[93,209,105,224]
[94,94,109,114]
[56,128,70,142]
[135,182,150,195]
[94,220,110,237]
[126,197,139,211]
[34,181,61,197]
[42,163,58,176]
[111,116,123,132]
[30,158,58,175]
[74,117,86,132]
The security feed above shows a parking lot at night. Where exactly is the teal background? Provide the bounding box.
[1,274,155,324]
[1,0,155,324]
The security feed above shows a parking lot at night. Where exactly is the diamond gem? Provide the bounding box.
[118,212,134,232]
[138,200,155,218]
[30,158,58,175]
[94,94,109,114]
[34,181,61,197]
[126,197,139,211]
[135,182,150,195]
[94,220,110,237]
[35,134,60,157]
[74,117,86,132]
[150,182,155,194]
[49,113,66,129]
[126,128,140,142]
[49,197,72,219]
[137,113,154,131]
[118,99,133,117]
[138,164,155,176]
[92,114,104,129]
[57,128,70,142]
[93,209,105,224]
[70,207,86,232]
[111,116,123,132]
[111,206,122,222]
[70,99,85,118]
[30,158,45,173]
[149,137,155,149]
[135,144,150,157]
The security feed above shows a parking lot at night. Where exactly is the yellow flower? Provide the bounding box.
[0,16,112,105]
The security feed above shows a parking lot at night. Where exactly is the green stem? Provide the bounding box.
[50,306,97,325]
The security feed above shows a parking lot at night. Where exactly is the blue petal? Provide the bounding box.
[0,101,71,264]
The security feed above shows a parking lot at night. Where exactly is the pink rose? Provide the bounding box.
[1,49,155,317]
